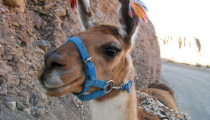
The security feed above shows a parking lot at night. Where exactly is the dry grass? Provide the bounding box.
[195,63,202,67]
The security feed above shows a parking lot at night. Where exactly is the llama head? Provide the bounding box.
[39,0,147,99]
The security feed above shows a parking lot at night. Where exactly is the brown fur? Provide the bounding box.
[38,0,180,119]
[140,88,178,112]
[138,109,159,120]
[148,83,175,100]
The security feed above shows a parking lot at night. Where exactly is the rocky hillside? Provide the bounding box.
[0,0,160,119]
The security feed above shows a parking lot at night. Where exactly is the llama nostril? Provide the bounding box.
[44,51,63,68]
[51,62,65,68]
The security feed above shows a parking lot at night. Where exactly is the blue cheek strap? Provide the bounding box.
[66,36,133,101]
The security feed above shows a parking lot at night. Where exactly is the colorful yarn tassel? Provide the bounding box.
[69,0,78,10]
[128,0,148,23]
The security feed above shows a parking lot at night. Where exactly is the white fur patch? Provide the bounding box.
[117,4,127,38]
[77,14,86,31]
[131,26,139,48]
[89,92,129,120]
[118,22,127,38]
[44,70,64,88]
[88,20,94,28]
[77,0,93,30]
[44,67,76,88]
[122,52,135,85]
[84,0,90,11]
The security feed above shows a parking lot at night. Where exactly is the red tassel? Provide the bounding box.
[69,0,78,10]
[128,0,148,23]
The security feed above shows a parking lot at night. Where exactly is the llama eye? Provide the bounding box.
[106,47,120,57]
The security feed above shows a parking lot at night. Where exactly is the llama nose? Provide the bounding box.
[44,51,63,68]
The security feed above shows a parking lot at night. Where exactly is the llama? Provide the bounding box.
[39,0,190,119]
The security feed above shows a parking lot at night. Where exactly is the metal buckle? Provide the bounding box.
[112,84,122,90]
[74,96,85,120]
[84,57,92,66]
[74,96,84,108]
[106,80,114,94]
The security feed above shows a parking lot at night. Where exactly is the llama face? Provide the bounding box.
[39,0,139,98]
[39,25,132,97]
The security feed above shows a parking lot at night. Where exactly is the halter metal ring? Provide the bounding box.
[74,96,84,108]
[106,80,115,94]
[84,57,92,66]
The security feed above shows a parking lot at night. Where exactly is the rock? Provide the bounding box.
[31,108,44,118]
[96,10,103,19]
[13,54,19,63]
[17,102,25,111]
[16,31,28,43]
[26,61,32,68]
[42,21,47,29]
[3,55,13,60]
[55,9,66,17]
[55,27,63,31]
[53,18,62,27]
[40,92,47,102]
[0,8,7,13]
[5,101,16,111]
[17,59,25,71]
[45,106,49,110]
[37,10,46,15]
[44,3,54,11]
[7,78,20,88]
[2,0,24,6]
[53,19,62,24]
[19,24,25,31]
[0,69,6,76]
[0,91,7,96]
[18,91,27,97]
[0,63,12,76]
[35,48,45,55]
[30,93,38,106]
[23,108,31,115]
[33,40,51,51]
[32,0,38,4]
[29,10,43,29]
[38,6,42,10]
[11,22,19,27]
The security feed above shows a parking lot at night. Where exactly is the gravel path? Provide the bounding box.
[161,63,210,120]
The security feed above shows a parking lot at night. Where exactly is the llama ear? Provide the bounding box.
[69,0,94,30]
[117,0,148,43]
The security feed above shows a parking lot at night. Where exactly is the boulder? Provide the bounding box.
[44,3,54,11]
[5,101,16,111]
[33,40,51,51]
[55,9,66,17]
[29,10,43,29]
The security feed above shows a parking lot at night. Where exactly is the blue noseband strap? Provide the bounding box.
[66,36,133,101]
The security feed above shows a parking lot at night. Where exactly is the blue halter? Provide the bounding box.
[66,36,133,101]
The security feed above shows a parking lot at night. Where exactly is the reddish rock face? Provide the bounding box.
[131,21,161,89]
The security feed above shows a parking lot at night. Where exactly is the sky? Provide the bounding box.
[143,0,210,38]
